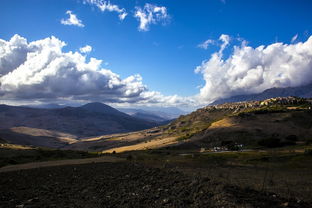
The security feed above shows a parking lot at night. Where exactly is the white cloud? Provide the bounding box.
[198,34,230,52]
[291,34,298,43]
[84,0,127,20]
[195,34,312,104]
[134,3,169,31]
[218,34,230,54]
[61,10,84,27]
[0,34,194,107]
[198,39,215,50]
[0,35,144,102]
[79,45,92,53]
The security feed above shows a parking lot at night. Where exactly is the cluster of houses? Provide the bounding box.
[202,96,312,112]
[200,143,244,152]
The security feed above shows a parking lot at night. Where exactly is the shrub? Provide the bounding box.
[304,149,312,156]
[258,138,282,148]
[285,135,298,142]
[221,140,234,146]
[176,135,188,142]
[305,138,312,145]
[126,154,133,160]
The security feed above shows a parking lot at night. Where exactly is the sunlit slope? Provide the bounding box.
[67,97,312,153]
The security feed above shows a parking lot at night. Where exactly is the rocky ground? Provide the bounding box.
[0,162,311,208]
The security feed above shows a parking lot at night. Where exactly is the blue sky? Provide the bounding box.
[1,0,312,108]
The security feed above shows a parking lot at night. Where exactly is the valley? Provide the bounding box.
[1,96,312,207]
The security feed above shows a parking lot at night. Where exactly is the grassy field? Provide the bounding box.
[0,144,99,167]
[119,146,312,203]
[1,142,312,204]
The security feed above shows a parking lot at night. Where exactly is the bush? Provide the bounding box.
[126,154,133,160]
[176,135,189,142]
[285,135,298,142]
[304,149,312,156]
[282,141,296,146]
[305,138,312,145]
[221,140,234,146]
[258,138,282,148]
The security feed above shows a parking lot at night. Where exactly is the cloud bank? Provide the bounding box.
[195,34,312,103]
[134,3,169,31]
[3,34,311,108]
[0,34,192,107]
[61,11,84,27]
[84,0,127,20]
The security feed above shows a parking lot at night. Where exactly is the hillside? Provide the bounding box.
[0,127,77,148]
[72,97,312,153]
[119,106,186,120]
[211,83,312,105]
[163,96,312,150]
[2,97,312,151]
[0,103,160,147]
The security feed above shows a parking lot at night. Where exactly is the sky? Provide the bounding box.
[1,0,312,110]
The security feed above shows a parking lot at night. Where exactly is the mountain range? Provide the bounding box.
[211,83,312,105]
[118,106,186,121]
[0,102,161,145]
[24,103,185,123]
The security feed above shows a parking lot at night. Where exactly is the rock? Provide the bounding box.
[282,202,289,207]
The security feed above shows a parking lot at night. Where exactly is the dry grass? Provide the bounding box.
[102,136,178,153]
[0,143,34,150]
[124,148,312,203]
[10,126,77,143]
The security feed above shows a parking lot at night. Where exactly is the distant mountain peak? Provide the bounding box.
[81,102,123,116]
[82,102,106,106]
[81,102,110,109]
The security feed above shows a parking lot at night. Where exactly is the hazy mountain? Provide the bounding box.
[211,83,312,105]
[131,112,167,122]
[23,103,67,109]
[119,106,187,120]
[0,103,158,140]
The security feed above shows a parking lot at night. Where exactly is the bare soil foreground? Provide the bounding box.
[0,161,311,208]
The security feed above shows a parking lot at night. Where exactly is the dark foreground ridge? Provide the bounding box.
[0,162,310,208]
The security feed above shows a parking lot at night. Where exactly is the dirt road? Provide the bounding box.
[0,156,125,173]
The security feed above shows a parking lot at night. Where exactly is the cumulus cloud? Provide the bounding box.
[0,34,194,107]
[79,45,92,53]
[134,3,169,31]
[61,10,84,27]
[0,34,145,102]
[195,34,312,104]
[84,0,127,20]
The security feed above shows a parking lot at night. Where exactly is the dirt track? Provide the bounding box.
[0,161,311,208]
[0,156,125,173]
